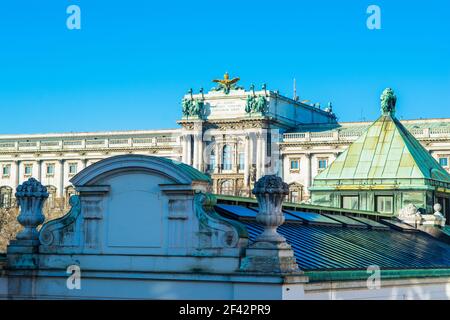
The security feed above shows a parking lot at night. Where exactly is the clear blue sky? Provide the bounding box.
[0,0,448,134]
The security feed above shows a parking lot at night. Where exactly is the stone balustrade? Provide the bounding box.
[283,126,450,143]
[0,135,180,152]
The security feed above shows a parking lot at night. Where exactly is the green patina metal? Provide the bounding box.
[305,268,450,283]
[245,95,267,114]
[380,88,397,116]
[214,194,392,218]
[181,93,204,119]
[158,157,212,183]
[310,88,450,215]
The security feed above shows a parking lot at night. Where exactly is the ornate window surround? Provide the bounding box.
[289,158,300,173]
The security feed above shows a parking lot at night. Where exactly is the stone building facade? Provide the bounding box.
[1,76,450,209]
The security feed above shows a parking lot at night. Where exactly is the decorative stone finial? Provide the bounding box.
[433,203,446,227]
[240,175,300,274]
[380,88,397,116]
[252,175,289,243]
[15,178,48,241]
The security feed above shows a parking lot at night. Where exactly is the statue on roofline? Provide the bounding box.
[181,89,204,119]
[245,90,267,115]
[380,88,397,116]
[212,72,243,94]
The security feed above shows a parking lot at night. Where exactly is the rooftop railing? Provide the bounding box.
[0,135,180,152]
[283,127,450,143]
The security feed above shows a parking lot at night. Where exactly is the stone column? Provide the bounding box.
[37,160,42,181]
[195,133,204,172]
[186,135,192,166]
[232,141,238,173]
[304,153,312,196]
[257,132,266,179]
[244,135,250,187]
[59,159,65,198]
[180,135,187,164]
[14,160,21,188]
[192,135,198,169]
[259,132,267,177]
[215,141,221,174]
[240,175,300,273]
[199,134,205,172]
[255,133,262,180]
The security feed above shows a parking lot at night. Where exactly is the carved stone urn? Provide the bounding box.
[15,178,48,241]
[252,175,289,243]
[240,175,301,274]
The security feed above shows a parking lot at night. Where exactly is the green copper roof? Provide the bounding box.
[313,113,450,186]
[157,157,212,183]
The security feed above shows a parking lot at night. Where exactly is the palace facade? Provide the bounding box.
[1,75,450,211]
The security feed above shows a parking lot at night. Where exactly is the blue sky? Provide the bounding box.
[0,0,448,134]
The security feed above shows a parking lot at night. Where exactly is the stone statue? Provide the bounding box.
[193,99,204,117]
[398,203,419,219]
[254,95,267,113]
[182,98,193,117]
[245,95,256,113]
[245,95,267,114]
[181,97,204,118]
[380,88,397,116]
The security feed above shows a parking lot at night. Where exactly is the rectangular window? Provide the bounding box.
[439,157,449,167]
[207,154,215,173]
[46,163,55,175]
[239,152,245,171]
[290,191,299,203]
[342,196,359,210]
[2,165,11,176]
[318,158,328,170]
[376,196,394,214]
[24,164,33,176]
[69,163,78,175]
[290,159,300,171]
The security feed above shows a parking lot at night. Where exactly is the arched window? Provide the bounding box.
[222,145,232,170]
[45,185,57,209]
[0,186,13,208]
[221,180,234,196]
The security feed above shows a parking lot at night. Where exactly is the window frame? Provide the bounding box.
[68,162,78,175]
[24,164,33,176]
[439,156,449,168]
[2,164,11,177]
[341,195,359,210]
[222,145,232,171]
[318,158,328,170]
[46,163,55,176]
[375,195,394,214]
[289,158,300,172]
[238,152,245,171]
